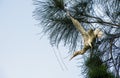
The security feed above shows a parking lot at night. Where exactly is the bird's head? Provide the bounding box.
[94,29,103,38]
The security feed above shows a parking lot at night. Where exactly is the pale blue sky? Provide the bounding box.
[0,0,82,78]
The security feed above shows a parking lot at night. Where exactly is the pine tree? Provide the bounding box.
[34,0,120,78]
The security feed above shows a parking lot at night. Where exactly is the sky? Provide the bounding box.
[0,0,82,78]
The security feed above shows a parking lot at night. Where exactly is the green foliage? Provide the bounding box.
[52,0,64,9]
[88,66,114,78]
[85,56,114,78]
[85,55,102,69]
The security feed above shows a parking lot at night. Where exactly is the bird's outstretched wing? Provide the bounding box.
[67,11,87,37]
